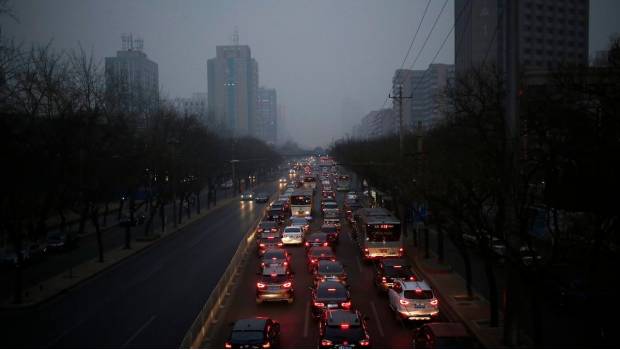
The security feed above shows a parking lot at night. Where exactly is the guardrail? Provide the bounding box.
[180,207,265,348]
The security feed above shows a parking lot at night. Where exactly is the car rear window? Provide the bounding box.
[404,290,434,299]
[317,285,347,298]
[324,326,364,342]
[263,251,285,259]
[384,266,413,278]
[261,274,289,283]
[231,330,264,343]
[318,262,344,274]
[321,226,338,233]
[324,202,338,209]
[284,227,301,233]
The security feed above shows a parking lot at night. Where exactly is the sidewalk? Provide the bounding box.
[405,239,505,348]
[1,195,238,308]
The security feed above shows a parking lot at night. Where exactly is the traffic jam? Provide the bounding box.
[220,157,474,348]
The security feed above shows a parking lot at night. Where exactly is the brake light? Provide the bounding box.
[399,299,410,305]
[271,273,277,277]
[327,288,336,292]
[259,243,265,248]
[415,288,423,293]
[359,339,370,346]
[277,242,283,247]
[341,301,351,308]
[272,257,277,260]
[225,341,232,348]
[410,276,415,281]
[393,265,402,268]
[399,247,404,252]
[284,261,288,266]
[257,282,266,288]
[381,276,387,283]
[364,248,369,255]
[340,323,349,329]
[305,242,310,247]
[268,237,274,240]
[282,282,292,288]
[314,302,324,307]
[323,242,328,246]
[321,339,332,346]
[430,299,438,306]
[258,228,264,233]
[262,341,271,348]
[271,228,277,232]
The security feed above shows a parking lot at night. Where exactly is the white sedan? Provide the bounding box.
[388,280,439,321]
[281,225,304,245]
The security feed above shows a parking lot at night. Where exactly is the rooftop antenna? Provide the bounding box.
[233,26,239,45]
[135,37,144,51]
[121,33,129,50]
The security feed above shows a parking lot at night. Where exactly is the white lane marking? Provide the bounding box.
[370,301,385,337]
[355,256,363,273]
[122,315,156,348]
[303,300,310,338]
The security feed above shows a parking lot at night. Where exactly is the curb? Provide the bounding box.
[0,196,239,310]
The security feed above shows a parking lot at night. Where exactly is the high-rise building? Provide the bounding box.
[455,0,589,76]
[410,64,454,129]
[354,108,396,140]
[257,87,277,144]
[105,35,159,123]
[207,44,258,137]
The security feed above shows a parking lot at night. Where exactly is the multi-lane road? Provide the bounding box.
[0,183,275,348]
[209,184,454,348]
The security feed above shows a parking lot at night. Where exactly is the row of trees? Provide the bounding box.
[332,37,619,346]
[0,34,281,302]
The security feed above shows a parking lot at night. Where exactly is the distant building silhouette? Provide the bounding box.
[207,43,258,137]
[105,34,159,126]
[256,87,277,145]
[172,93,208,123]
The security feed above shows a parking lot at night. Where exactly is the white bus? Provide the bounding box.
[353,207,403,261]
[290,189,313,218]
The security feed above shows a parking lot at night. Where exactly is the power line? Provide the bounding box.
[406,0,450,72]
[399,0,432,71]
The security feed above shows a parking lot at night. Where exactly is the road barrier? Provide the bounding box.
[179,207,265,348]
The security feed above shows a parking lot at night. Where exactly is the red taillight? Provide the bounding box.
[261,262,265,267]
[381,276,387,283]
[259,243,265,248]
[268,236,274,240]
[271,228,277,232]
[399,299,410,305]
[314,302,324,307]
[282,282,292,288]
[399,247,404,252]
[225,341,232,348]
[430,299,439,306]
[340,323,349,329]
[410,276,416,281]
[305,242,310,246]
[364,248,369,255]
[323,242,328,246]
[277,242,283,247]
[359,339,370,346]
[284,261,288,266]
[262,341,271,348]
[258,229,264,233]
[321,339,332,346]
[341,301,351,308]
[311,259,317,264]
[257,282,266,288]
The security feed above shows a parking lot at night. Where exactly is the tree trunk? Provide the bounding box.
[117,198,125,221]
[102,201,109,227]
[484,252,500,327]
[455,241,474,297]
[92,207,104,263]
[159,200,166,233]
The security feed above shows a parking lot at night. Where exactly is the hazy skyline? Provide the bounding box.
[3,0,619,148]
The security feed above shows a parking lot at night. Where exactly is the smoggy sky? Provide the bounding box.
[2,0,619,148]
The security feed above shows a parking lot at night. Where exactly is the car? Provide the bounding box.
[322,190,336,201]
[307,246,336,272]
[265,209,286,225]
[388,280,439,321]
[270,202,284,211]
[254,192,270,203]
[240,191,254,201]
[346,192,358,201]
[256,265,295,304]
[260,248,291,269]
[374,258,418,292]
[305,232,330,250]
[412,323,475,348]
[320,224,340,244]
[313,260,347,287]
[323,212,340,228]
[321,200,338,214]
[289,216,310,232]
[257,232,283,256]
[282,225,304,245]
[279,177,287,184]
[46,231,78,252]
[225,317,281,348]
[311,280,352,317]
[318,309,371,348]
[256,220,279,236]
[519,245,543,266]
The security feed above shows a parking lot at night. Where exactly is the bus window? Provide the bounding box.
[366,224,401,242]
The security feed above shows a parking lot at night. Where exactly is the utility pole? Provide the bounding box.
[389,84,413,244]
[503,0,520,345]
[389,84,413,158]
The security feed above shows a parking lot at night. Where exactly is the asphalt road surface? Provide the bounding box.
[0,182,276,348]
[210,185,455,348]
